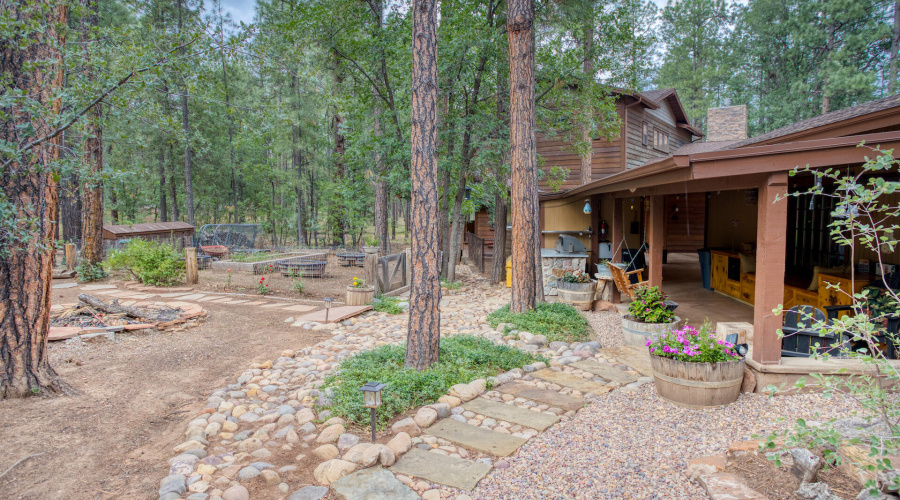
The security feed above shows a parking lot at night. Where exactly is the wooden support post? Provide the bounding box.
[589,194,601,270]
[65,243,76,271]
[365,252,379,295]
[185,247,199,285]
[647,195,665,288]
[610,197,623,303]
[404,248,412,287]
[752,173,788,365]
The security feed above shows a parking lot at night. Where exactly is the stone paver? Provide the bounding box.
[570,360,640,384]
[158,292,191,298]
[599,345,654,377]
[52,283,78,289]
[293,305,372,324]
[697,472,769,500]
[531,369,611,394]
[390,449,492,491]
[81,284,117,290]
[495,381,585,411]
[261,302,290,308]
[282,304,318,312]
[177,294,207,301]
[196,295,224,302]
[331,467,418,500]
[462,398,559,431]
[425,419,527,457]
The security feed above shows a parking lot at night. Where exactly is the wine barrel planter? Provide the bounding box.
[649,353,745,408]
[346,286,375,306]
[621,315,682,347]
[558,281,595,311]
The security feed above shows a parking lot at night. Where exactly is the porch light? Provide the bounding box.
[583,200,592,214]
[360,381,385,442]
[324,297,333,323]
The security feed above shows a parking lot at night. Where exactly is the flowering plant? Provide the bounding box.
[257,276,271,295]
[351,277,366,288]
[646,322,741,363]
[627,286,674,323]
[560,269,593,284]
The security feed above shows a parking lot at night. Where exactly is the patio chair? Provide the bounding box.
[607,262,648,300]
[781,305,840,357]
[824,305,899,359]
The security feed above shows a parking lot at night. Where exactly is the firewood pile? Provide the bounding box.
[51,294,183,329]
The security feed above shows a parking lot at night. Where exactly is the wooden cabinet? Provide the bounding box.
[740,273,755,303]
[711,250,754,304]
[816,273,870,318]
[711,252,728,291]
[784,286,819,310]
[725,279,742,298]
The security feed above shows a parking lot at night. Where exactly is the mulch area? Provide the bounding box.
[725,452,861,500]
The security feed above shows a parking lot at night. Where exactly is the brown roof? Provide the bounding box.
[103,221,194,236]
[731,94,900,148]
[641,88,676,103]
[672,140,741,155]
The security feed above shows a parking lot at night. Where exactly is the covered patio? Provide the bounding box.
[540,101,900,387]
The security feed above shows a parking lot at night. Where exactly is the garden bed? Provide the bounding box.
[487,302,591,343]
[210,251,327,275]
[724,451,861,500]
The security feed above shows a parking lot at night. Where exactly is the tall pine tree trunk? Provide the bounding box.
[446,168,467,281]
[892,0,899,94]
[579,24,593,186]
[508,0,542,313]
[0,1,73,398]
[177,0,195,226]
[373,106,390,254]
[80,0,103,265]
[59,173,82,243]
[406,0,440,370]
[159,149,168,222]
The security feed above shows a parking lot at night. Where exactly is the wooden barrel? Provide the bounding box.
[621,315,682,346]
[346,286,375,306]
[558,281,595,310]
[649,353,745,408]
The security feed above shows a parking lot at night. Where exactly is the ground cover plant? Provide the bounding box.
[373,296,405,314]
[321,335,541,428]
[487,302,591,343]
[104,239,184,286]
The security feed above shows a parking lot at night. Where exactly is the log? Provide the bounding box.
[185,247,199,284]
[77,294,164,322]
[65,243,77,271]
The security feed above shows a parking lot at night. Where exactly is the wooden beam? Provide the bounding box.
[606,174,770,199]
[751,172,788,365]
[647,195,664,288]
[611,197,623,303]
[589,194,601,270]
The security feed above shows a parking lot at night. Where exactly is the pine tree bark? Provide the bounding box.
[373,106,390,254]
[579,24,594,186]
[892,0,900,94]
[405,0,441,370]
[491,192,508,283]
[80,0,103,266]
[0,1,74,398]
[59,173,82,243]
[508,0,542,313]
[446,168,467,281]
[159,149,168,222]
[177,0,195,226]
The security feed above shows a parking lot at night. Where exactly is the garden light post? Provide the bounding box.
[360,381,385,442]
[324,297,333,323]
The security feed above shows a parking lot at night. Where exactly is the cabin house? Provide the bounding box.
[538,92,900,386]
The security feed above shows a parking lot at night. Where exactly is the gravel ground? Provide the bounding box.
[581,310,625,348]
[472,385,860,500]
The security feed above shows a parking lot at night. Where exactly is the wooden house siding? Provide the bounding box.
[625,101,693,170]
[537,101,626,192]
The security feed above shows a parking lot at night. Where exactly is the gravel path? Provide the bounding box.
[472,385,860,500]
[581,310,624,348]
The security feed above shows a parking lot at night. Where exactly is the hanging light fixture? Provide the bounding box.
[583,199,592,214]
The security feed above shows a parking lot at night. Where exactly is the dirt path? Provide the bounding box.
[0,285,329,500]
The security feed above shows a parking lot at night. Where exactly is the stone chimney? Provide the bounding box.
[706,105,748,142]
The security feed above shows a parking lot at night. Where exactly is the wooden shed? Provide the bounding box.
[102,222,194,248]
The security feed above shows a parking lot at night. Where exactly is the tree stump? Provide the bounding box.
[185,247,198,284]
[65,243,77,271]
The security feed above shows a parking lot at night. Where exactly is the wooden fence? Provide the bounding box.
[364,250,410,296]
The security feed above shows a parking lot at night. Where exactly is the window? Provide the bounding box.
[642,122,649,146]
[654,130,669,153]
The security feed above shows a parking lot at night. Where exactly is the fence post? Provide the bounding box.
[365,252,379,295]
[404,248,412,287]
[185,247,199,284]
[65,243,77,271]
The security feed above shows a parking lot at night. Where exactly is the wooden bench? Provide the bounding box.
[607,262,649,300]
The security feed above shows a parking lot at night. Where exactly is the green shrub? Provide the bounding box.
[373,296,405,314]
[487,302,591,343]
[104,239,184,286]
[76,261,106,283]
[627,286,674,324]
[440,278,462,290]
[322,335,541,428]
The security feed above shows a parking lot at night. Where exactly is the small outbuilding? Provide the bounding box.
[102,221,195,249]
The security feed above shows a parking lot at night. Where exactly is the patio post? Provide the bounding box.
[647,195,664,288]
[752,172,788,365]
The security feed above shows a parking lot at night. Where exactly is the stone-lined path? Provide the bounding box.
[149,267,655,500]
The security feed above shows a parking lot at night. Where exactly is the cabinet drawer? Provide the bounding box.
[725,280,741,298]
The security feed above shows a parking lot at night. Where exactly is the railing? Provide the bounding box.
[467,232,485,273]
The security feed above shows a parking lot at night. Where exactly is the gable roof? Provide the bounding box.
[731,94,900,148]
[638,88,703,137]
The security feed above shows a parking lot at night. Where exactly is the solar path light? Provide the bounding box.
[360,381,385,442]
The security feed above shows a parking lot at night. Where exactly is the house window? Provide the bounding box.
[654,130,669,153]
[642,122,649,145]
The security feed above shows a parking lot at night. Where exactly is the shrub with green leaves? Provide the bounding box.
[104,239,184,286]
[627,286,674,324]
[487,302,591,343]
[322,335,541,428]
[373,296,405,314]
[76,261,106,283]
[441,278,462,290]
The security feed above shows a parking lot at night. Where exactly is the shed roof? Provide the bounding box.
[103,221,194,236]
